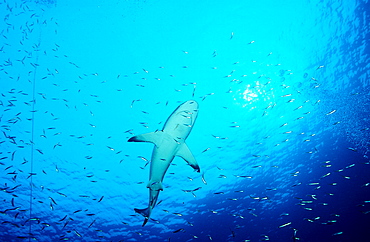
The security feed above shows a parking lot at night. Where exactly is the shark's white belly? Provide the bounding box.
[149,137,180,184]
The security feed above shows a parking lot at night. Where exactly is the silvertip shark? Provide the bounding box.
[128,100,200,226]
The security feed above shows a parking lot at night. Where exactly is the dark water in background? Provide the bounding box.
[1,0,369,241]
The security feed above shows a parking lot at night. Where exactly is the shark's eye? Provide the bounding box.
[189,101,194,104]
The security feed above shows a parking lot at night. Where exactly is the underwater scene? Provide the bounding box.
[1,0,369,241]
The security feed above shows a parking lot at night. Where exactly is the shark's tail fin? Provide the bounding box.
[134,207,150,226]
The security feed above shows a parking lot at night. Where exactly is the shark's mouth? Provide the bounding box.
[176,110,194,126]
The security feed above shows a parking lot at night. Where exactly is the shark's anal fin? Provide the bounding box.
[176,143,200,172]
[128,131,163,147]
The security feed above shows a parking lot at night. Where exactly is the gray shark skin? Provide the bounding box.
[128,100,200,226]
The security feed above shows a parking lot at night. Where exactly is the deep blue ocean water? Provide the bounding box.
[1,0,370,241]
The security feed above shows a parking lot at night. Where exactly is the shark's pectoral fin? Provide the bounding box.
[128,131,164,147]
[176,143,200,172]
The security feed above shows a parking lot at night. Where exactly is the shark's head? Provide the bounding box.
[180,100,199,113]
[163,100,199,139]
[178,100,199,124]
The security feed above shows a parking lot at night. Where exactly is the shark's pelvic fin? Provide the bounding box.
[147,180,163,191]
[128,131,164,146]
[134,207,150,226]
[176,143,200,172]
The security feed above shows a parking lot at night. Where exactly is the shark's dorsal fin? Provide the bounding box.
[176,143,200,172]
[128,131,164,147]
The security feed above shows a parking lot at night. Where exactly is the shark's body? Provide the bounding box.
[128,100,200,226]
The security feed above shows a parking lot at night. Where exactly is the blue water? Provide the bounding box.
[1,0,369,241]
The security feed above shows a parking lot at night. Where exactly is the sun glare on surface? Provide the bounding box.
[242,85,258,101]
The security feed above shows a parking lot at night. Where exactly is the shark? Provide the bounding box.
[128,100,200,226]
